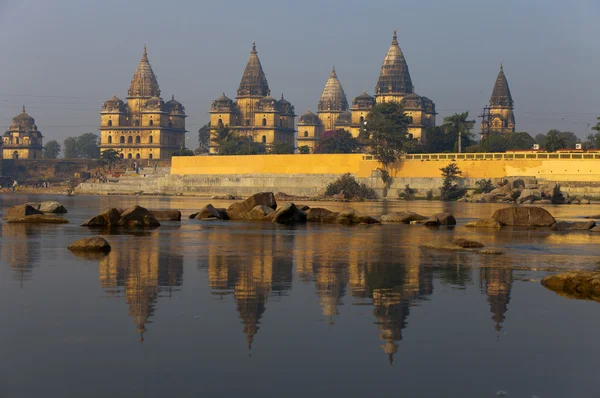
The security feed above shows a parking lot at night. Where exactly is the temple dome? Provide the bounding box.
[212,93,235,111]
[318,67,348,112]
[298,110,319,125]
[128,46,161,98]
[352,91,376,109]
[276,95,294,114]
[165,95,185,115]
[258,94,277,111]
[237,42,270,97]
[401,93,422,108]
[102,95,125,112]
[375,30,414,96]
[9,106,37,131]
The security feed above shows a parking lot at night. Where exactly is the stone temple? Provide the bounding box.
[2,106,43,160]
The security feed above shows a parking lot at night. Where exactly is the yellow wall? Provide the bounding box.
[171,152,600,182]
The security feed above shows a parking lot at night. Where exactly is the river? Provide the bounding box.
[0,194,598,397]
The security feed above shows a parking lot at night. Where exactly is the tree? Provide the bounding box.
[269,142,294,154]
[365,102,411,167]
[172,148,194,156]
[544,130,568,152]
[63,133,99,158]
[298,145,311,154]
[442,112,475,153]
[63,137,79,158]
[422,126,456,153]
[197,122,210,154]
[43,140,61,159]
[313,129,360,154]
[479,132,535,152]
[440,163,465,201]
[212,127,266,155]
[586,118,600,149]
[100,149,121,166]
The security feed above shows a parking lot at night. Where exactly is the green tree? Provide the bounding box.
[313,129,360,154]
[63,137,79,158]
[100,149,121,165]
[77,132,100,158]
[586,118,600,149]
[269,142,294,154]
[42,140,61,159]
[422,126,456,153]
[544,130,568,152]
[479,132,535,152]
[442,112,475,153]
[197,122,211,153]
[298,145,311,154]
[365,102,411,167]
[172,148,194,156]
[440,163,465,201]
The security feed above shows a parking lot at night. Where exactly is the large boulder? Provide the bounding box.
[336,209,379,225]
[550,221,596,231]
[68,237,111,252]
[423,212,456,226]
[82,208,122,227]
[452,238,485,248]
[226,192,277,220]
[247,205,275,220]
[3,204,69,224]
[191,204,223,220]
[117,205,160,227]
[4,204,43,220]
[464,218,502,229]
[39,201,68,214]
[306,208,339,223]
[541,271,600,302]
[380,211,427,223]
[268,203,307,224]
[517,189,542,204]
[491,206,555,227]
[149,209,181,221]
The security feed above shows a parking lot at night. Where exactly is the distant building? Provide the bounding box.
[209,42,295,154]
[299,30,436,152]
[2,106,43,160]
[99,47,186,160]
[481,64,515,135]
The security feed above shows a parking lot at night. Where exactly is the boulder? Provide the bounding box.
[68,237,111,252]
[380,211,427,223]
[39,201,68,214]
[82,208,122,227]
[491,206,555,227]
[117,205,160,227]
[306,208,339,223]
[226,192,277,220]
[149,209,181,221]
[590,226,600,233]
[6,214,69,224]
[296,204,311,211]
[247,205,275,220]
[464,218,502,229]
[4,204,43,220]
[423,212,456,226]
[452,238,485,248]
[215,208,229,220]
[192,204,223,220]
[517,188,542,203]
[336,209,379,225]
[269,203,307,224]
[550,221,596,231]
[541,271,600,302]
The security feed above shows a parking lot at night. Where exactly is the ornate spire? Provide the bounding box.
[490,64,513,107]
[238,42,269,97]
[22,105,26,113]
[128,46,161,98]
[375,30,414,96]
[318,66,349,112]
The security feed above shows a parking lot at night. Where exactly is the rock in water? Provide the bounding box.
[423,213,456,226]
[306,208,339,223]
[269,203,307,224]
[247,205,275,220]
[68,237,111,252]
[380,212,427,223]
[3,204,69,224]
[117,206,160,227]
[4,204,43,220]
[491,206,555,227]
[149,209,181,221]
[39,201,68,214]
[550,221,596,231]
[541,271,600,302]
[336,209,379,225]
[226,192,277,220]
[464,218,502,229]
[81,208,122,227]
[452,238,485,248]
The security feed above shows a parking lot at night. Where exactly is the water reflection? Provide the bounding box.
[480,267,513,337]
[1,223,42,286]
[99,233,183,341]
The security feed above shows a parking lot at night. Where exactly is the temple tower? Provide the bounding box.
[481,64,515,135]
[318,67,349,131]
[2,106,43,160]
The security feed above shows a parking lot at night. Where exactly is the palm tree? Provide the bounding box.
[442,112,475,153]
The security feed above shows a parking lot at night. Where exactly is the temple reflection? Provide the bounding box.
[480,266,513,338]
[1,223,42,286]
[99,232,183,341]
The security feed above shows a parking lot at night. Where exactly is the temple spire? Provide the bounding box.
[128,46,160,98]
[490,64,513,107]
[22,105,25,113]
[237,41,270,97]
[392,29,398,45]
[318,66,348,112]
[375,30,413,95]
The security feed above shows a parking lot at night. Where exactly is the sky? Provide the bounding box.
[0,0,599,148]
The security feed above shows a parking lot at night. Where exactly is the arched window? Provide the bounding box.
[135,136,141,144]
[135,153,141,159]
[24,138,29,144]
[120,136,125,144]
[12,151,18,159]
[149,119,153,126]
[149,154,153,160]
[108,136,112,144]
[168,121,173,128]
[218,119,223,127]
[108,119,113,127]
[262,135,267,143]
[304,131,308,137]
[127,136,133,144]
[149,135,153,144]
[127,153,132,159]
[360,116,364,124]
[262,118,267,126]
[120,153,124,159]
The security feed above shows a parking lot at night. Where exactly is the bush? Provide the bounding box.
[426,190,434,201]
[398,184,416,200]
[325,173,377,200]
[475,178,494,194]
[440,163,465,201]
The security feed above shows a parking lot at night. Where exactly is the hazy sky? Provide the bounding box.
[0,0,599,147]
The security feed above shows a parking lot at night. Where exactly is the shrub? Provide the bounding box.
[426,190,434,201]
[440,163,466,201]
[475,178,494,194]
[325,173,377,200]
[398,184,416,200]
